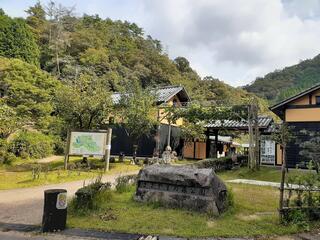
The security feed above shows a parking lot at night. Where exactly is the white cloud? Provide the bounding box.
[134,0,320,86]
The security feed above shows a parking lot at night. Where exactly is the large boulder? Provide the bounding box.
[135,164,228,215]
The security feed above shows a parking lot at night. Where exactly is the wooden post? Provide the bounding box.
[254,104,260,170]
[214,130,218,159]
[64,130,71,170]
[104,128,112,172]
[205,129,210,158]
[279,143,287,221]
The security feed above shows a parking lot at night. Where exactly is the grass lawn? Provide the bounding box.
[173,159,198,165]
[0,157,140,190]
[218,166,307,182]
[68,183,316,238]
[68,166,320,238]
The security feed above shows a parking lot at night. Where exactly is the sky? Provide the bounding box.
[2,0,320,86]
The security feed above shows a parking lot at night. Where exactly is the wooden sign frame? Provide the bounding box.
[64,129,108,170]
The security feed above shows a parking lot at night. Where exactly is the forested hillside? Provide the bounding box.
[0,2,266,162]
[244,54,320,104]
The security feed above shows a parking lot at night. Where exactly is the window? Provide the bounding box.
[316,96,320,105]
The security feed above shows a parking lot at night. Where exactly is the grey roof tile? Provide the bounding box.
[205,116,273,130]
[111,85,188,104]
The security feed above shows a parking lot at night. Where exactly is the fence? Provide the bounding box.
[280,186,320,221]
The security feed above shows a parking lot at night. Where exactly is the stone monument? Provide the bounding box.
[135,165,228,215]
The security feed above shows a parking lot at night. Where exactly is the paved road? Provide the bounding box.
[36,155,63,163]
[0,231,99,240]
[0,171,139,225]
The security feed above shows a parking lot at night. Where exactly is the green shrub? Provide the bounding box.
[9,130,54,159]
[192,157,233,172]
[115,175,137,193]
[0,139,18,164]
[72,176,112,213]
[282,209,310,230]
[226,186,235,209]
[52,136,65,155]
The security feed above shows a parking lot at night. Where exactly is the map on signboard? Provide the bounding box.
[69,131,107,156]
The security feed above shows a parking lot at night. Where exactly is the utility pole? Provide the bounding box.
[104,128,112,172]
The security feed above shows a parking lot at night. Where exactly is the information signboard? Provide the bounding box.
[69,131,107,156]
[260,136,275,165]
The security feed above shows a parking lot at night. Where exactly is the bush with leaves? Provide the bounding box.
[193,157,234,172]
[9,130,54,159]
[115,175,137,193]
[283,162,320,225]
[0,139,18,164]
[72,176,112,213]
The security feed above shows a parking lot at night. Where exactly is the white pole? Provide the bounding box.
[104,128,112,172]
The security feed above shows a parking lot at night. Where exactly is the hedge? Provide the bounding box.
[192,155,248,172]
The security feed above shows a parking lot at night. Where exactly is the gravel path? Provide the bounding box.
[0,170,139,225]
[36,155,63,163]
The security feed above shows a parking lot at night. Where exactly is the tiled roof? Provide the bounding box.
[111,85,189,104]
[205,116,273,130]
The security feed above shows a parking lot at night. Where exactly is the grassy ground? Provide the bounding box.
[68,183,315,238]
[218,166,307,182]
[0,157,140,190]
[68,166,319,238]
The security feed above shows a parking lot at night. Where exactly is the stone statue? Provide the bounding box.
[161,145,172,164]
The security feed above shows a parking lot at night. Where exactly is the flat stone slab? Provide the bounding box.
[226,179,301,188]
[135,165,228,215]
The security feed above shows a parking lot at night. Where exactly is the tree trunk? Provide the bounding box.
[248,105,255,169]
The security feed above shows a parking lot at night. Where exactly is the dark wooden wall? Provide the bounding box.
[111,124,182,157]
[287,122,320,168]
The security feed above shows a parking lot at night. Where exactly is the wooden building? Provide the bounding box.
[183,116,283,165]
[183,136,239,160]
[270,83,320,168]
[110,85,190,157]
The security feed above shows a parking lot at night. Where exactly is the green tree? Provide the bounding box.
[0,103,20,139]
[0,10,40,65]
[117,81,157,162]
[54,74,113,129]
[0,57,59,128]
[45,1,75,77]
[25,1,46,39]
